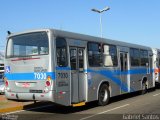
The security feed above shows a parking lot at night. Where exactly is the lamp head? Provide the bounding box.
[102,6,110,12]
[91,8,101,13]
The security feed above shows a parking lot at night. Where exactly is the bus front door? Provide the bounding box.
[70,47,87,103]
[120,52,130,93]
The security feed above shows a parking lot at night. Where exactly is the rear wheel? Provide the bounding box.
[98,84,110,106]
[141,82,147,95]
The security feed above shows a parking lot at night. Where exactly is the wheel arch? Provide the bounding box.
[141,76,148,89]
[97,80,111,100]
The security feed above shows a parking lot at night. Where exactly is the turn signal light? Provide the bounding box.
[47,76,51,81]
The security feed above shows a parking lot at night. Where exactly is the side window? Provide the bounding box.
[88,42,102,67]
[70,49,77,70]
[130,48,140,66]
[56,38,68,67]
[103,45,118,67]
[78,49,84,71]
[140,50,149,66]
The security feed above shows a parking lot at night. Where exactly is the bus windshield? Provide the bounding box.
[6,32,49,58]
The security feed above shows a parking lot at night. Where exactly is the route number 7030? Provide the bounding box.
[34,73,47,80]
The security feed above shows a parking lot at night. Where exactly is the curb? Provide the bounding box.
[0,105,24,113]
[0,101,54,114]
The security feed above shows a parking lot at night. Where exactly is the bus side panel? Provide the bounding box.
[148,55,154,88]
[54,69,71,106]
[87,67,121,102]
[130,67,144,92]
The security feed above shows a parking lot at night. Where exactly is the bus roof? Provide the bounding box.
[7,28,152,51]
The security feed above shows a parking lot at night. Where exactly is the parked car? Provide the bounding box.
[0,79,5,94]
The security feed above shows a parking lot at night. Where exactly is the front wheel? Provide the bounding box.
[98,84,110,106]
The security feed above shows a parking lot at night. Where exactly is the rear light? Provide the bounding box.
[45,75,52,87]
[46,81,51,86]
[5,81,9,87]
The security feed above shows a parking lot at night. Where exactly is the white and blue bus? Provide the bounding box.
[4,29,155,106]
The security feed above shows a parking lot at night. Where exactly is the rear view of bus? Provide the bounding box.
[4,30,54,102]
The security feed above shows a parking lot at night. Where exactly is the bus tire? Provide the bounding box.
[98,84,110,106]
[141,82,147,95]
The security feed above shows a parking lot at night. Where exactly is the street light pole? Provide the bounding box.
[99,13,102,38]
[91,6,110,38]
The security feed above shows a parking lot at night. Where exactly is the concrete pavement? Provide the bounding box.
[0,95,33,113]
[0,95,53,114]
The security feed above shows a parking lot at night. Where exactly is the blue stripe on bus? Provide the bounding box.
[113,68,153,75]
[86,68,153,75]
[5,72,55,81]
[86,68,154,92]
[5,68,153,92]
[87,69,129,92]
[99,70,129,92]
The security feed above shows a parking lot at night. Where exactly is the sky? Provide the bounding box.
[0,0,160,52]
